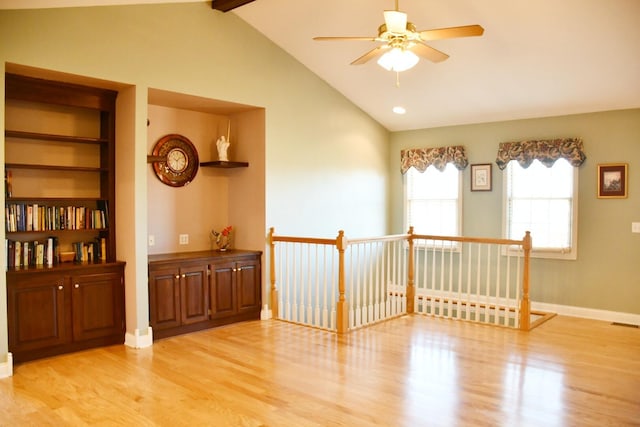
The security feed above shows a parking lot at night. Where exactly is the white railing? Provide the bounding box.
[344,235,408,330]
[411,234,530,328]
[271,236,339,330]
[268,228,532,333]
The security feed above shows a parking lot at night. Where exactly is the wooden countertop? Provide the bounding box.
[148,249,262,265]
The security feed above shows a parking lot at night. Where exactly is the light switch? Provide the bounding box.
[632,223,640,233]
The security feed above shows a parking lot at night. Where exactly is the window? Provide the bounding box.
[405,163,462,246]
[504,158,578,259]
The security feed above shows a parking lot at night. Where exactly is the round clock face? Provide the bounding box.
[167,148,188,173]
[151,134,199,187]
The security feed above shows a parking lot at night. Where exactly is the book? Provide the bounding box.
[27,205,33,231]
[46,237,54,267]
[35,243,45,266]
[101,237,107,261]
[33,204,39,232]
[23,241,29,267]
[14,240,21,268]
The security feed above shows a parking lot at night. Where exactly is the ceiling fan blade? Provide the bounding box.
[419,24,484,41]
[351,45,390,65]
[411,42,449,63]
[313,36,377,41]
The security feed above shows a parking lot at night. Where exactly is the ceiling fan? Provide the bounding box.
[313,0,484,73]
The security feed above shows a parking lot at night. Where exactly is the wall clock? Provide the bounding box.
[151,134,199,187]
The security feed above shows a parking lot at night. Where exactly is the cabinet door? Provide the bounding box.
[180,264,209,325]
[209,261,237,319]
[149,266,181,330]
[71,270,125,342]
[236,258,262,314]
[7,275,69,353]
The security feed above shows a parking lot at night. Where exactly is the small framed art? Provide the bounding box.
[597,163,628,198]
[471,163,492,191]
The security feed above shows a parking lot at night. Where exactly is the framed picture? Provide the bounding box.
[597,163,628,198]
[471,163,492,191]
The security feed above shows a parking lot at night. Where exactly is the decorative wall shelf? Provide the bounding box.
[200,161,249,168]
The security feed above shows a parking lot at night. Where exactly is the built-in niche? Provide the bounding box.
[146,88,266,255]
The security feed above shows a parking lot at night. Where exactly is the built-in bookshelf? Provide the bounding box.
[5,73,125,363]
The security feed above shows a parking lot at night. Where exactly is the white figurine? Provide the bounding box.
[216,136,230,162]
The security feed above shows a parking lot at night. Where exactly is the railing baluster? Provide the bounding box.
[421,239,428,315]
[505,247,512,327]
[448,241,453,318]
[494,246,507,325]
[285,242,291,321]
[439,240,445,316]
[457,243,463,320]
[485,243,491,324]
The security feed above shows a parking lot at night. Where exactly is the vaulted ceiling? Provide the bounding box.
[4,0,640,131]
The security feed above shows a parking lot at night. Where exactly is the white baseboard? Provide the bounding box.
[124,327,153,349]
[532,301,640,326]
[260,304,272,320]
[0,353,13,378]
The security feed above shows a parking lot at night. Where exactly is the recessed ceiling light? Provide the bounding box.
[392,106,406,115]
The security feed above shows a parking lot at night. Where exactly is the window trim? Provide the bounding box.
[502,161,579,260]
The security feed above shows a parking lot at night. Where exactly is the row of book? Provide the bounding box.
[6,237,107,268]
[5,202,109,233]
[71,239,108,263]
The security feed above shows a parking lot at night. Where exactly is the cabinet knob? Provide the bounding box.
[74,283,80,289]
[58,285,64,290]
[181,274,186,278]
[233,268,237,272]
[175,275,180,279]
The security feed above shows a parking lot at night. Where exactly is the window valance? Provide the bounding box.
[495,138,586,170]
[401,145,468,174]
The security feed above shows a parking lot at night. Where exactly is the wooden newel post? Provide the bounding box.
[268,227,279,319]
[406,226,415,314]
[519,231,532,331]
[336,230,349,334]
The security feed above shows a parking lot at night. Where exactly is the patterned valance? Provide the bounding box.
[401,145,468,174]
[495,138,586,170]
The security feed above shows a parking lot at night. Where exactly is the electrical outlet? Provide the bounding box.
[148,235,155,246]
[179,234,189,245]
[632,222,640,234]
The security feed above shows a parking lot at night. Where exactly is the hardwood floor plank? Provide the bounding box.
[1,315,639,426]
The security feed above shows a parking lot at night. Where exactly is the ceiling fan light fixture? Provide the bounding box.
[377,47,419,72]
[383,10,408,34]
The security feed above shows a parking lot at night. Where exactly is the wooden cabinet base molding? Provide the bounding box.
[148,250,262,340]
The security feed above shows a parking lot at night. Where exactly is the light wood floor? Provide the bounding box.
[1,315,639,426]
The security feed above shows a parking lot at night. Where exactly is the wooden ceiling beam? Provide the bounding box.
[211,0,256,12]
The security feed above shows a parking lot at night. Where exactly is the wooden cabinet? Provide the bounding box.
[210,257,261,319]
[148,262,209,331]
[7,263,125,363]
[71,269,125,342]
[148,266,181,331]
[148,250,261,340]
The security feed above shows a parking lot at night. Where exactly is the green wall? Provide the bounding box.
[390,109,640,314]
